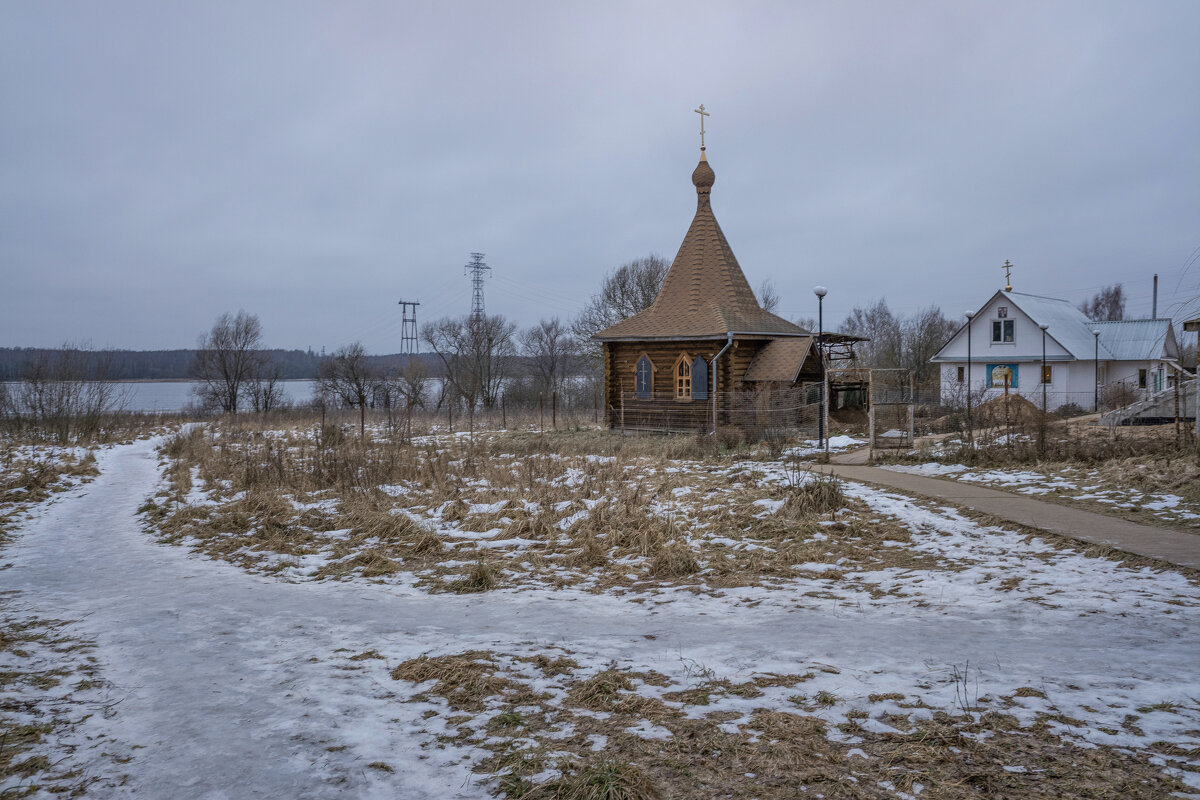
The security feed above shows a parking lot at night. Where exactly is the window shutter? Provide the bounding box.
[692,357,708,400]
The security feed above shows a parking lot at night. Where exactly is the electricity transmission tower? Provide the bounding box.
[397,299,420,355]
[464,252,491,323]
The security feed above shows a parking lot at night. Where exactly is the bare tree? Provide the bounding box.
[840,299,902,369]
[245,362,285,413]
[192,311,267,414]
[423,314,517,414]
[520,318,577,396]
[5,343,127,443]
[376,358,430,439]
[901,305,956,385]
[757,279,781,313]
[839,301,954,386]
[316,342,381,437]
[1079,284,1125,321]
[572,254,669,363]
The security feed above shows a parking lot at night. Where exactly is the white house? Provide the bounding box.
[931,290,1180,411]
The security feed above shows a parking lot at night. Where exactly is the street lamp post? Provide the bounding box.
[1040,323,1049,454]
[965,311,975,444]
[815,286,827,450]
[1093,329,1101,412]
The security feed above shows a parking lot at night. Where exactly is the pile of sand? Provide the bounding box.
[974,393,1047,427]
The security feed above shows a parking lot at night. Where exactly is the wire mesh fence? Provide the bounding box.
[868,369,914,450]
[613,386,823,442]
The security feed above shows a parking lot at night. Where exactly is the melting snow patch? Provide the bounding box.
[625,720,673,740]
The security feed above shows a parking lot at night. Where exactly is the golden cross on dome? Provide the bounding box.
[694,104,710,150]
[1002,259,1014,291]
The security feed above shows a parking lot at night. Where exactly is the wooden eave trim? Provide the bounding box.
[595,331,808,342]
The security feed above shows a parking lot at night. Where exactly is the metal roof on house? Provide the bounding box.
[1091,319,1176,361]
[931,289,1178,364]
[999,291,1118,360]
[595,153,808,341]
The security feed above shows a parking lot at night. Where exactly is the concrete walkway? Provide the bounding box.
[815,456,1200,570]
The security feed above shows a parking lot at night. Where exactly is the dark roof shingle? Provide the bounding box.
[596,154,807,341]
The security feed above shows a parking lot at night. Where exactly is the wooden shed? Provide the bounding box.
[595,148,820,433]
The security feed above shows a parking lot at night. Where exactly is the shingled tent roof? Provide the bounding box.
[595,153,808,341]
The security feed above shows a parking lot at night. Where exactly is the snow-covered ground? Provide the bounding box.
[4,438,1199,797]
[884,462,1200,527]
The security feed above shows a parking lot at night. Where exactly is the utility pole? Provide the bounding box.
[464,253,491,324]
[398,300,420,355]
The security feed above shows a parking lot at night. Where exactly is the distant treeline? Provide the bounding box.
[0,348,442,381]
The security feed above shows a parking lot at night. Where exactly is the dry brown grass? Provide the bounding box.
[147,417,1027,594]
[510,760,660,800]
[390,651,519,712]
[382,649,1191,800]
[1,445,100,547]
[0,615,114,796]
[154,417,1198,603]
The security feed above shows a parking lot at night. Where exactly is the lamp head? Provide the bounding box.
[965,311,975,320]
[1039,323,1049,331]
[813,286,828,299]
[1093,329,1101,338]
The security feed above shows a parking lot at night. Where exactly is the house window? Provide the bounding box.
[1041,365,1052,385]
[992,320,1014,343]
[997,306,1008,318]
[692,356,708,400]
[635,356,653,398]
[956,366,965,383]
[1137,369,1147,389]
[987,364,1018,388]
[675,356,692,400]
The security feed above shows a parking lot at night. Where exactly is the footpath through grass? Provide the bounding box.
[136,417,1200,797]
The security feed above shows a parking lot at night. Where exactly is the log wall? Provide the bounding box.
[603,338,775,431]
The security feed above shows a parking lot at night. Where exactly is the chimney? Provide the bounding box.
[1152,273,1158,319]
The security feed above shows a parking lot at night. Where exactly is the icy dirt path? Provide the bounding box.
[6,439,1200,797]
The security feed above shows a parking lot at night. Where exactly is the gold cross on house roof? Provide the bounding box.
[694,104,710,150]
[1002,259,1014,291]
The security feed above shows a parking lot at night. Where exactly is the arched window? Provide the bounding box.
[675,353,692,400]
[635,356,654,398]
[692,356,708,400]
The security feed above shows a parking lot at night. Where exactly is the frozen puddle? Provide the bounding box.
[5,439,1199,796]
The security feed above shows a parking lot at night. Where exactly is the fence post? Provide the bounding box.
[620,392,625,441]
[448,401,452,433]
[552,391,557,430]
[868,370,875,463]
[593,387,598,424]
[823,371,831,461]
[907,375,916,450]
[538,392,544,434]
[502,393,506,430]
[1173,377,1180,444]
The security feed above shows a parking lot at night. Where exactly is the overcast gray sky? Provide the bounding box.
[2,1,1198,353]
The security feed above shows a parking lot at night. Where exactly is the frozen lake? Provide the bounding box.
[104,380,318,412]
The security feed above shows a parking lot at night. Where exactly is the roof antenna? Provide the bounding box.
[1002,259,1013,292]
